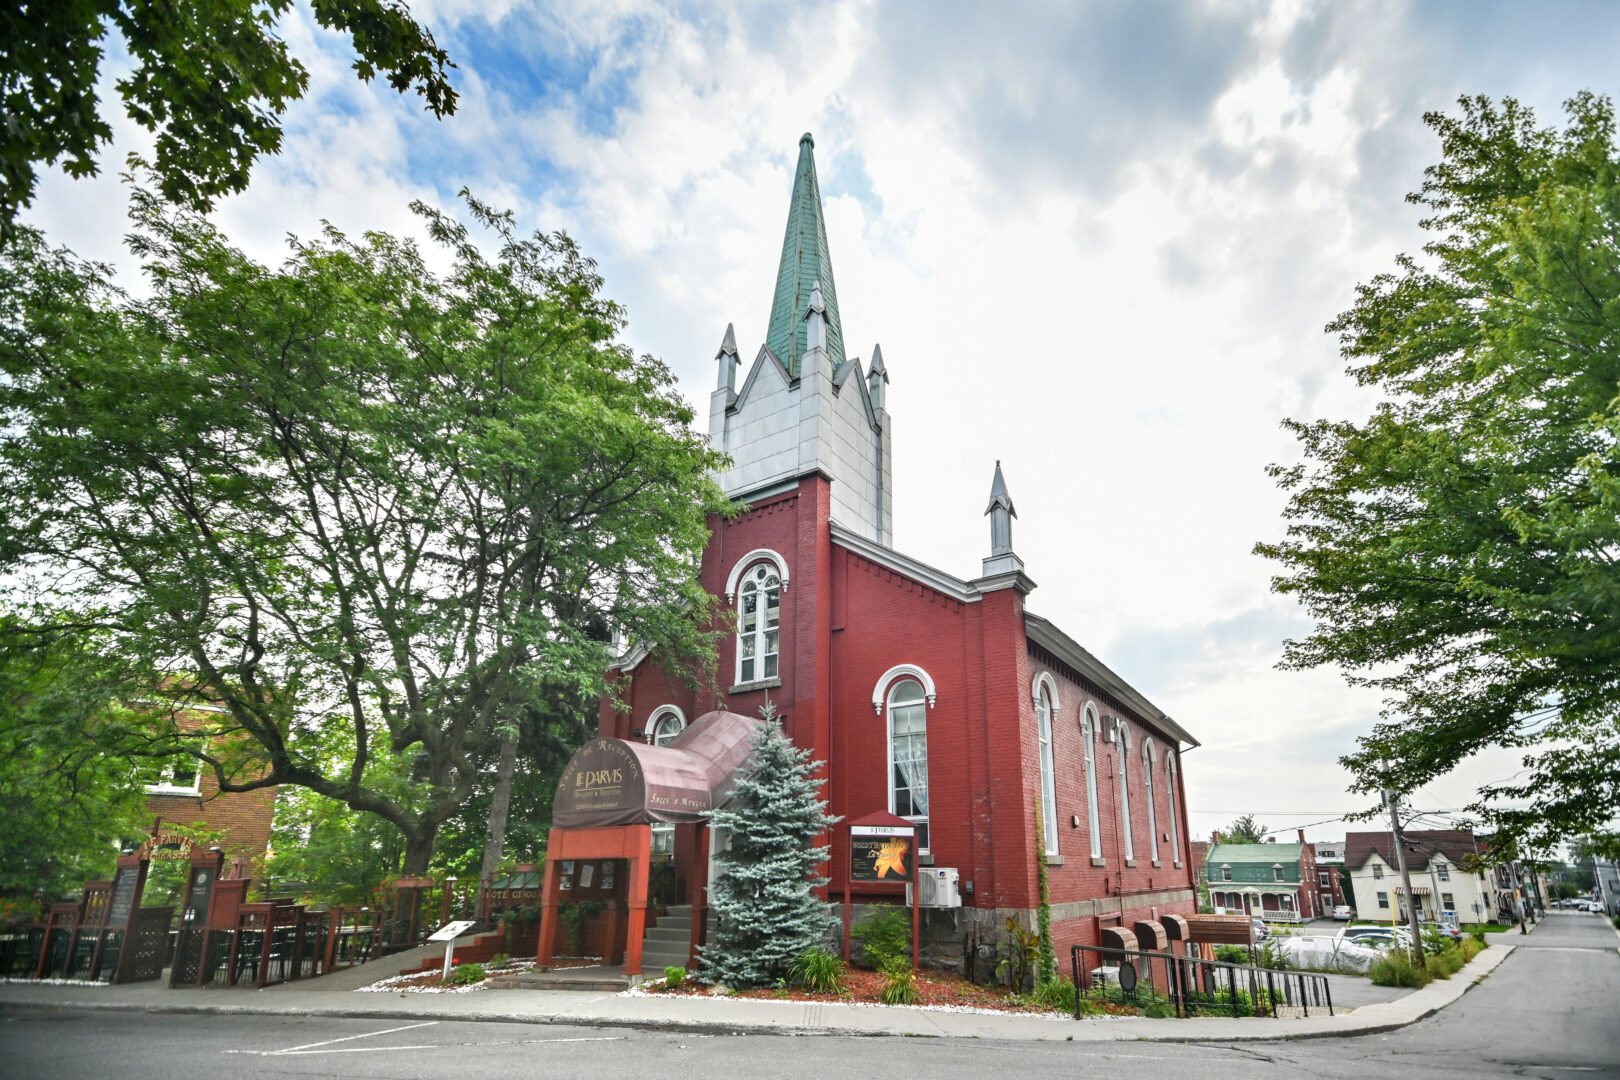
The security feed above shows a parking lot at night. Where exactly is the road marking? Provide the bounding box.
[225,1020,440,1056]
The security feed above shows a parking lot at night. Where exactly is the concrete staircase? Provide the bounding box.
[638,904,695,976]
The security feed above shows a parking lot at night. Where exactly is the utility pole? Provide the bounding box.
[1383,788,1426,964]
[1505,858,1529,934]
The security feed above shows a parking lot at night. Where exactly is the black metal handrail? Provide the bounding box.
[1069,942,1333,1019]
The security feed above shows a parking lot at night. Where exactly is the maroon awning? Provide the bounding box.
[551,711,763,829]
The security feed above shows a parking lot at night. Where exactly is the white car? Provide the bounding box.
[1332,905,1354,921]
[1336,924,1413,949]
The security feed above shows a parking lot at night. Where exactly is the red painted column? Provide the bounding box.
[689,825,710,967]
[623,824,652,975]
[536,833,561,966]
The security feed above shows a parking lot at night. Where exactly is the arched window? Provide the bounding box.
[736,562,781,684]
[646,706,686,746]
[1033,676,1059,855]
[1165,750,1183,864]
[1142,738,1160,864]
[1081,704,1102,860]
[1116,719,1134,862]
[886,679,930,852]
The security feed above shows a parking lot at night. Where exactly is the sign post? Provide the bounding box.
[429,920,477,983]
[846,817,918,969]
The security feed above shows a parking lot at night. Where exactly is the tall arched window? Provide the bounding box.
[647,706,686,746]
[1116,719,1134,862]
[1033,677,1059,855]
[886,679,930,851]
[736,562,781,684]
[1142,738,1160,864]
[1081,704,1102,859]
[1165,750,1183,864]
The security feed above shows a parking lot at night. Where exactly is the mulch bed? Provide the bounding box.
[641,966,1082,1014]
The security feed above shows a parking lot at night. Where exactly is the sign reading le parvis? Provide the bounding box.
[850,825,915,882]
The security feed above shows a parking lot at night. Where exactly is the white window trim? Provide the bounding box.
[1081,703,1102,859]
[885,678,931,853]
[1165,751,1182,864]
[1034,682,1058,855]
[723,548,789,602]
[1142,738,1160,864]
[871,664,938,714]
[646,705,687,746]
[1030,671,1061,713]
[1116,719,1134,861]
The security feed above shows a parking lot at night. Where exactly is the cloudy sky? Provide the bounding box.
[27,0,1620,844]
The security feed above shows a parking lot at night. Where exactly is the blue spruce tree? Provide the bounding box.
[699,701,839,988]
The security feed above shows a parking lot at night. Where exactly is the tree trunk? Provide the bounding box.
[477,733,520,914]
[401,825,438,877]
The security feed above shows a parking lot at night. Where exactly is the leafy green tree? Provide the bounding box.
[700,708,840,988]
[0,184,731,875]
[0,620,148,901]
[1256,93,1620,859]
[1221,814,1270,844]
[0,0,456,241]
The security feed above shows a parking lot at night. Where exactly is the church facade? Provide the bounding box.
[582,133,1200,973]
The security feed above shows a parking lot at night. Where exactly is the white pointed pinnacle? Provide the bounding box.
[716,322,739,391]
[805,280,827,352]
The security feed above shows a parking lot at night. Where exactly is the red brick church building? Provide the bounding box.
[538,134,1199,977]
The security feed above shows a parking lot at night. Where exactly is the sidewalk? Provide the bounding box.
[0,943,1512,1043]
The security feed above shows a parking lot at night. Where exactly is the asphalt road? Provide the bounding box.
[2,913,1615,1080]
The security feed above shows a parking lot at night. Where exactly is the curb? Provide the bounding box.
[0,944,1513,1044]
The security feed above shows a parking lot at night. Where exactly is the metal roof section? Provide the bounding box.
[1023,612,1200,750]
[764,133,845,379]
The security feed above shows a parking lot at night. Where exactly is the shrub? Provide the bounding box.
[1459,937,1483,962]
[787,947,846,993]
[1467,925,1488,944]
[877,957,919,1005]
[452,962,486,985]
[663,965,686,989]
[850,907,912,971]
[487,952,511,969]
[1253,938,1291,971]
[1369,948,1432,988]
[1424,953,1453,980]
[995,917,1041,991]
[1214,944,1249,964]
[1030,978,1077,1013]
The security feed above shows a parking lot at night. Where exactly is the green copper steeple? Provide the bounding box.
[764,133,845,378]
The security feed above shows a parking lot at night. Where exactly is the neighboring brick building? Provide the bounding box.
[1311,838,1349,914]
[141,711,277,871]
[556,133,1200,973]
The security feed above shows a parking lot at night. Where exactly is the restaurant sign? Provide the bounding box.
[850,824,915,882]
[137,828,196,860]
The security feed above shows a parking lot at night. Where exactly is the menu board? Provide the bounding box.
[850,827,915,882]
[183,867,214,926]
[107,866,140,926]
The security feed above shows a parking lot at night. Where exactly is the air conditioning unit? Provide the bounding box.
[918,867,962,908]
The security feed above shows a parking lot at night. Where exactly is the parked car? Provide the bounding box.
[1332,905,1354,921]
[1337,924,1413,949]
[1250,916,1272,941]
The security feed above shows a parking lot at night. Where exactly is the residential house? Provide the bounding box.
[1310,838,1348,914]
[1205,832,1324,921]
[1344,830,1499,926]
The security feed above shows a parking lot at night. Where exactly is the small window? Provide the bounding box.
[1318,870,1330,886]
[648,708,686,746]
[1373,864,1384,880]
[1273,864,1284,882]
[1221,864,1232,882]
[1377,891,1390,909]
[1436,862,1450,881]
[651,824,675,855]
[141,742,204,795]
[1442,892,1455,910]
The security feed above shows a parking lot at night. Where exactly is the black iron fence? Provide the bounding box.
[1070,943,1333,1019]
